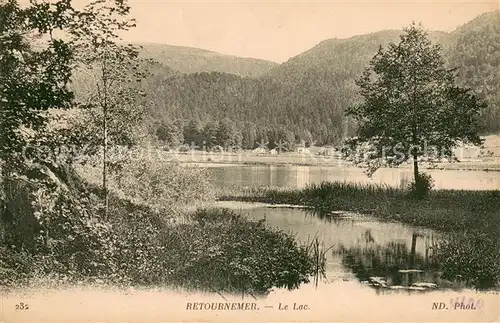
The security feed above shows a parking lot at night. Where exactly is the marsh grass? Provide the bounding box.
[219,181,500,289]
[303,235,334,287]
[220,182,500,238]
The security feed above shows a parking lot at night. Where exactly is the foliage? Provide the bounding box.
[407,172,435,199]
[0,0,74,175]
[183,119,203,146]
[435,233,500,289]
[217,117,242,148]
[141,71,346,149]
[344,23,485,198]
[221,182,500,239]
[75,151,215,211]
[108,157,215,210]
[166,208,317,293]
[220,182,500,288]
[122,12,500,151]
[0,164,116,286]
[444,11,500,133]
[155,119,183,147]
[0,185,319,293]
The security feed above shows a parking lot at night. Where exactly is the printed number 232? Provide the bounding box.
[15,302,29,310]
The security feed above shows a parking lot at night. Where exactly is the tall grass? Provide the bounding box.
[219,181,500,289]
[220,181,500,238]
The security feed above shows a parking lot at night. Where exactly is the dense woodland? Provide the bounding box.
[73,11,500,150]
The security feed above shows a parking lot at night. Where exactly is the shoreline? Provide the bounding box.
[175,154,500,172]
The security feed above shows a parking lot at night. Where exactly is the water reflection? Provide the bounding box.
[209,165,500,190]
[334,230,464,292]
[212,202,499,292]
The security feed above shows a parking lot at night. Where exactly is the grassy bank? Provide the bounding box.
[219,182,500,237]
[0,199,319,294]
[219,182,500,288]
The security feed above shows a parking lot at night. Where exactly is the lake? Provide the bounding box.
[2,167,498,322]
[206,165,499,293]
[212,201,460,293]
[208,164,500,190]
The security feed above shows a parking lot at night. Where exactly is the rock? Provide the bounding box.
[412,282,437,288]
[369,276,387,287]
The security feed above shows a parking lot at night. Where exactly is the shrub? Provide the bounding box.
[76,151,215,211]
[408,172,434,199]
[1,166,319,294]
[164,208,317,294]
[435,233,500,289]
[0,164,117,287]
[112,158,214,210]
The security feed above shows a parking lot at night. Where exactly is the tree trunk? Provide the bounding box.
[102,52,109,220]
[413,153,419,184]
[103,117,108,220]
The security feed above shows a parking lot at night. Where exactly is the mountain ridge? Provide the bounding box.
[135,42,279,78]
[97,10,500,148]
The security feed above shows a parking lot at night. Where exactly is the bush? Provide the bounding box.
[76,151,215,211]
[435,233,500,289]
[0,164,117,287]
[1,165,319,294]
[164,208,317,293]
[111,158,214,210]
[408,172,434,199]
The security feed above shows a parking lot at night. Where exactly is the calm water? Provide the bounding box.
[207,164,499,293]
[214,201,461,293]
[208,165,500,190]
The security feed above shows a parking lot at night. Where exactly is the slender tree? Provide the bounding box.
[69,0,149,219]
[344,23,486,197]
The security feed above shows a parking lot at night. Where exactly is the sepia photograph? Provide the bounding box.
[0,0,499,322]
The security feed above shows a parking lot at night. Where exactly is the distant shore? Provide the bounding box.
[172,151,500,171]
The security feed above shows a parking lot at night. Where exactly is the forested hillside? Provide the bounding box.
[444,10,500,133]
[78,11,500,150]
[137,43,279,78]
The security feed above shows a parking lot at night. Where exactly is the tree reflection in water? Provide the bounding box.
[304,208,498,291]
[334,230,468,292]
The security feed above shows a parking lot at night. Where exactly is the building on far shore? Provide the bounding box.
[252,147,268,154]
[296,147,310,154]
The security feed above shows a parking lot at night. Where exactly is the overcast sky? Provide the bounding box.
[119,1,497,62]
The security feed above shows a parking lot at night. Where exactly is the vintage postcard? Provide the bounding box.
[1,0,499,322]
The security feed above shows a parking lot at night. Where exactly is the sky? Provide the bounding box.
[105,1,498,62]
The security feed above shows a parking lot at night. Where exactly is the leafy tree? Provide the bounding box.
[345,23,485,197]
[0,0,139,252]
[156,120,183,147]
[202,121,219,148]
[68,0,150,218]
[268,127,295,152]
[300,129,314,147]
[0,0,79,229]
[183,118,203,146]
[217,117,242,149]
[241,121,257,150]
[0,0,74,174]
